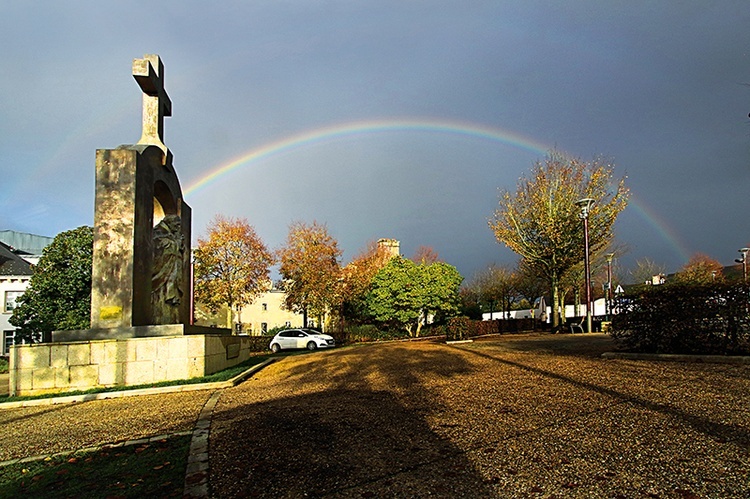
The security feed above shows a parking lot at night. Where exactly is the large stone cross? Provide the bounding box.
[133,54,172,155]
[88,53,191,330]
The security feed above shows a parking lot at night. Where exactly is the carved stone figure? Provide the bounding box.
[152,215,184,323]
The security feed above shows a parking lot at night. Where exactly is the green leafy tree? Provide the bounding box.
[365,256,463,336]
[193,215,274,329]
[10,226,93,342]
[489,151,629,328]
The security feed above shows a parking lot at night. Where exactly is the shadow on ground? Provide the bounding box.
[211,389,492,497]
[209,344,492,497]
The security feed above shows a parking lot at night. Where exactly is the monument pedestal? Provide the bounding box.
[9,327,264,397]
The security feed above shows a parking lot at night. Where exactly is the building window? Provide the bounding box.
[3,331,14,356]
[4,291,23,313]
[262,303,267,311]
[261,323,267,334]
[285,321,291,327]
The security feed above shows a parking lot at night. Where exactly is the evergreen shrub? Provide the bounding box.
[610,283,750,355]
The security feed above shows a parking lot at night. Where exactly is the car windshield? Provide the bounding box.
[302,329,320,335]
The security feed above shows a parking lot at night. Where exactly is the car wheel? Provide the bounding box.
[270,343,280,353]
[306,341,317,351]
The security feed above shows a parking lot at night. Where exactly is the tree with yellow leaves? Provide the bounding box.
[673,253,725,285]
[489,152,629,328]
[277,221,342,329]
[193,215,274,329]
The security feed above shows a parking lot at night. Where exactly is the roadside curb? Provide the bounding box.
[183,390,221,498]
[0,358,276,410]
[602,352,750,364]
[181,358,275,498]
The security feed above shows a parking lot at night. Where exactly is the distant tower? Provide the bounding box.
[377,238,400,258]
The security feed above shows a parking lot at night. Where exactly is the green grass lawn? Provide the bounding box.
[0,354,271,404]
[0,435,190,498]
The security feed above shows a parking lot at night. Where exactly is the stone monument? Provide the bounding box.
[9,55,256,396]
[89,54,191,330]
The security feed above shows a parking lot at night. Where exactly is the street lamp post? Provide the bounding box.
[576,198,595,333]
[736,248,749,283]
[605,253,614,321]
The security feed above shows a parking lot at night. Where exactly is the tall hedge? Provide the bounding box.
[610,283,750,355]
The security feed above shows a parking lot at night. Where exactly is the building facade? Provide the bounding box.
[0,242,33,355]
[0,231,53,355]
[238,289,304,335]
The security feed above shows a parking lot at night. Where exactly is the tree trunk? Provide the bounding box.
[551,274,560,328]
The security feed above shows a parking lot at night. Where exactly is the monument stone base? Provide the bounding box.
[8,326,259,397]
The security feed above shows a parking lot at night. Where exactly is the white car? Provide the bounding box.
[269,328,336,353]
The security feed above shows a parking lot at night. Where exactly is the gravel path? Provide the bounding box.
[210,333,750,498]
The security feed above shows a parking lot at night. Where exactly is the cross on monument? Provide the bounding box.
[133,54,172,155]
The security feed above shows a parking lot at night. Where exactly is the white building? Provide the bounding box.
[0,242,33,355]
[0,231,53,355]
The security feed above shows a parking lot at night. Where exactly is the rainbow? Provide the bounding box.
[184,118,551,195]
[628,193,692,263]
[182,117,691,265]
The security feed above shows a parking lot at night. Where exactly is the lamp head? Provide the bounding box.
[576,198,595,217]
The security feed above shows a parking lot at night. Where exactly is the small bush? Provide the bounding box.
[244,336,273,352]
[0,357,8,374]
[610,283,750,355]
[339,325,410,343]
[265,325,290,337]
[446,317,472,341]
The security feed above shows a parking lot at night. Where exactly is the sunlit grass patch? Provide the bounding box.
[0,435,190,498]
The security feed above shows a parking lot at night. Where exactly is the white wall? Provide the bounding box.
[482,298,609,322]
[0,276,31,355]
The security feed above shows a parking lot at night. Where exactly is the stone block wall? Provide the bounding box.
[9,334,256,396]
